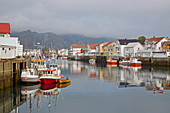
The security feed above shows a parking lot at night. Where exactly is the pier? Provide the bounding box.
[0,57,30,90]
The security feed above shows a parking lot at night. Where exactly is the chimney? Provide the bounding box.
[153,36,155,39]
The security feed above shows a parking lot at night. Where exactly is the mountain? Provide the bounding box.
[11,30,114,50]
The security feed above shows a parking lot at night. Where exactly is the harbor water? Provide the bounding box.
[1,60,170,113]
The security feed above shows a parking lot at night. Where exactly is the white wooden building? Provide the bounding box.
[0,23,23,59]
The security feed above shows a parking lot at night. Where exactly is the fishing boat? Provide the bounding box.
[39,68,63,84]
[89,59,95,64]
[31,58,46,71]
[59,78,71,84]
[21,68,40,83]
[119,59,130,66]
[107,58,117,65]
[130,58,142,67]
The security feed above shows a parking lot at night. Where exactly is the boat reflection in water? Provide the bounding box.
[1,81,71,113]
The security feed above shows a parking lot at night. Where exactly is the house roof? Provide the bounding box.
[103,41,115,47]
[125,42,140,48]
[118,39,143,45]
[71,44,88,48]
[0,23,11,34]
[164,41,170,45]
[146,36,165,45]
[88,43,100,49]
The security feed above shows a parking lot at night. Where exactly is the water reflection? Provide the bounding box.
[1,60,170,113]
[58,60,170,93]
[0,81,71,113]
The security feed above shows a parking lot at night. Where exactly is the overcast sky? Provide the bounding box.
[0,0,170,38]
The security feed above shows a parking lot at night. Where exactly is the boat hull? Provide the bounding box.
[40,78,59,84]
[59,79,71,84]
[107,61,117,64]
[21,76,39,83]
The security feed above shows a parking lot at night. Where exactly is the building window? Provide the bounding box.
[2,48,4,50]
[9,48,11,50]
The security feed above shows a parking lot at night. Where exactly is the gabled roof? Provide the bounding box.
[0,23,11,34]
[103,42,114,47]
[88,43,100,49]
[71,44,88,48]
[125,42,141,48]
[163,41,170,45]
[146,36,165,45]
[118,39,143,45]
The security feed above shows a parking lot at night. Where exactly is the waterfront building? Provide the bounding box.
[69,44,88,56]
[102,41,117,57]
[58,48,68,56]
[85,43,100,56]
[138,36,168,57]
[97,42,108,56]
[0,23,23,59]
[116,39,143,57]
[124,42,144,57]
[162,41,170,57]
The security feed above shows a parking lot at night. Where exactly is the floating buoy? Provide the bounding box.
[61,75,64,78]
[24,77,28,80]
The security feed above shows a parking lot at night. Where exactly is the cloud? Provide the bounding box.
[0,0,170,38]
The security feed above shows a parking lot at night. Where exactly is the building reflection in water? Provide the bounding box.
[58,60,170,94]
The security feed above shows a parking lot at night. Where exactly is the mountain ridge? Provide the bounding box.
[11,30,115,50]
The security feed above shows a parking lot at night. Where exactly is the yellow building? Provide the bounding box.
[98,41,117,56]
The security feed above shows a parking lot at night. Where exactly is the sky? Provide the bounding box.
[0,0,170,38]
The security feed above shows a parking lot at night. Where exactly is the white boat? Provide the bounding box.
[89,59,95,64]
[21,68,40,83]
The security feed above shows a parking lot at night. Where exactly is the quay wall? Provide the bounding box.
[0,57,30,90]
[139,57,170,67]
[67,56,170,67]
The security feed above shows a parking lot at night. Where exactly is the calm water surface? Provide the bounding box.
[1,60,170,113]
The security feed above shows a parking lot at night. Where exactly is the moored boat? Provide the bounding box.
[130,58,142,67]
[59,78,71,84]
[107,58,117,65]
[21,68,40,83]
[39,68,63,84]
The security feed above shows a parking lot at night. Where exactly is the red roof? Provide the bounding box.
[71,44,88,48]
[146,36,165,45]
[102,42,114,48]
[88,43,100,49]
[164,41,170,45]
[0,23,11,34]
[43,69,56,72]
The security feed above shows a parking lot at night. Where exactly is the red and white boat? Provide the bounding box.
[107,58,117,65]
[130,58,142,67]
[39,68,64,84]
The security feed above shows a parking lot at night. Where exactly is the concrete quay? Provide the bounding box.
[0,57,30,90]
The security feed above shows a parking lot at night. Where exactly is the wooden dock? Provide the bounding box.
[0,57,30,90]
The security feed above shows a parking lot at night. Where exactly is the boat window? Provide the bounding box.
[48,71,50,74]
